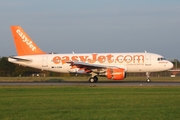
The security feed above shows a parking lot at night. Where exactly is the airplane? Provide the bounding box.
[8,26,173,83]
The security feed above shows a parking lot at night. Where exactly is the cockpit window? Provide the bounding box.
[157,57,166,61]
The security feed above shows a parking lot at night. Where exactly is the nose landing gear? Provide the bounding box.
[146,72,151,82]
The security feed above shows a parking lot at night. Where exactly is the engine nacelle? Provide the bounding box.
[106,68,126,80]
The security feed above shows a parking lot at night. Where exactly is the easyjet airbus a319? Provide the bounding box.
[8,26,173,82]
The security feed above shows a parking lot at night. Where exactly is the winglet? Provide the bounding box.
[11,26,46,56]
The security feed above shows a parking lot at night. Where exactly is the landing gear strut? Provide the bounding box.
[89,76,98,83]
[146,72,151,82]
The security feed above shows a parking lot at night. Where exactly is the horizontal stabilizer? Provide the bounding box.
[9,56,32,62]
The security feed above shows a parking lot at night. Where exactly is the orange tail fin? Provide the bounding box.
[11,26,46,56]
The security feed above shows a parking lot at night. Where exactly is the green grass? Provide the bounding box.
[0,86,180,120]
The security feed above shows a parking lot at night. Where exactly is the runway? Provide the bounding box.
[1,81,180,86]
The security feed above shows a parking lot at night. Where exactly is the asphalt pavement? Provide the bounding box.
[1,81,180,86]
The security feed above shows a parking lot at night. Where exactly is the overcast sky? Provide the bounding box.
[0,0,180,60]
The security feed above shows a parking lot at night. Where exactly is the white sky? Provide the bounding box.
[0,0,180,60]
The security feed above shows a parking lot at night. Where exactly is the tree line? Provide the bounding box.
[0,57,43,77]
[0,57,179,77]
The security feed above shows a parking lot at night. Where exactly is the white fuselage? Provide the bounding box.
[8,52,173,74]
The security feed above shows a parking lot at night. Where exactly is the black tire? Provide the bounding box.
[89,76,98,83]
[94,76,98,82]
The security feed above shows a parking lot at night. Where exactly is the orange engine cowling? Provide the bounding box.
[106,68,126,80]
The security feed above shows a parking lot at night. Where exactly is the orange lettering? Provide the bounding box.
[133,55,144,63]
[87,54,97,63]
[116,55,124,63]
[52,56,61,64]
[98,56,106,63]
[71,56,79,61]
[52,54,145,65]
[62,56,70,64]
[106,54,114,63]
[79,56,89,62]
[124,55,132,63]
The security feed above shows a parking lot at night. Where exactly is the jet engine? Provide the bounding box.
[106,68,126,80]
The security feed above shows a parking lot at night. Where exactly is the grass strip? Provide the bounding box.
[0,86,180,120]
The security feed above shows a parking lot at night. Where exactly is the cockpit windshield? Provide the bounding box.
[157,57,166,61]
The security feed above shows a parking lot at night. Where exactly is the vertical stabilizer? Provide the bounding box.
[11,26,46,56]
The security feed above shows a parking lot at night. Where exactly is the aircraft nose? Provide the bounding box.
[168,61,174,70]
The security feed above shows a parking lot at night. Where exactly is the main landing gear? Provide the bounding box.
[89,76,98,83]
[146,72,151,82]
[88,72,152,83]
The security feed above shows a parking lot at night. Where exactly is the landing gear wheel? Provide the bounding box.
[146,72,151,83]
[89,76,98,83]
[89,77,95,83]
[146,79,151,82]
[94,76,98,82]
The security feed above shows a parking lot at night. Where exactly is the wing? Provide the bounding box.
[67,61,107,68]
[66,61,125,73]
